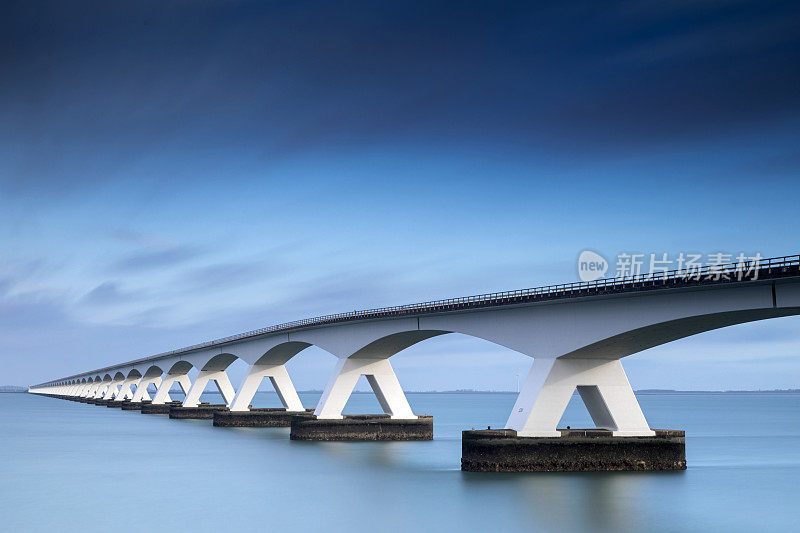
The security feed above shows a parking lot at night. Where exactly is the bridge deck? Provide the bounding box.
[36,255,800,385]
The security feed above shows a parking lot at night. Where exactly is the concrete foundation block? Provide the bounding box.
[92,399,116,406]
[213,408,315,427]
[121,401,152,410]
[140,401,183,414]
[290,414,434,441]
[169,404,229,419]
[461,428,686,472]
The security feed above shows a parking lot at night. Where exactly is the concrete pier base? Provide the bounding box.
[461,428,686,472]
[92,399,116,406]
[121,401,152,411]
[107,400,130,408]
[290,414,434,441]
[90,399,112,405]
[169,404,229,419]
[140,401,183,414]
[213,408,315,427]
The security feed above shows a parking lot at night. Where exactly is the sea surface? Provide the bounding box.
[2,391,799,532]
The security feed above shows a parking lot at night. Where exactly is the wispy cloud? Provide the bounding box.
[81,281,140,305]
[110,245,203,272]
[180,260,279,291]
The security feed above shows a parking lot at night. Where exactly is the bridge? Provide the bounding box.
[29,255,800,470]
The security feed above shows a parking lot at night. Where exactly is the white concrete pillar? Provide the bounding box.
[314,358,416,420]
[114,377,138,402]
[152,374,192,405]
[229,364,304,412]
[505,358,654,437]
[103,380,122,400]
[132,376,162,402]
[182,369,236,408]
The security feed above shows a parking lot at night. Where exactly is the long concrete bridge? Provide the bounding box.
[30,255,800,470]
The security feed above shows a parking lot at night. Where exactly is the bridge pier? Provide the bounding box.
[182,369,235,408]
[462,357,683,471]
[92,382,108,399]
[170,403,229,419]
[461,429,686,472]
[131,376,160,403]
[102,379,122,400]
[214,407,315,427]
[113,376,137,403]
[229,364,304,412]
[151,373,192,405]
[290,358,433,441]
[121,400,151,410]
[507,358,654,437]
[214,364,309,427]
[141,401,183,414]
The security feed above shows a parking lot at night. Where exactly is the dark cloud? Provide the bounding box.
[81,281,138,305]
[1,1,798,192]
[181,260,279,291]
[111,245,202,272]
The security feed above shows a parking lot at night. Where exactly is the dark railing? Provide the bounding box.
[37,254,800,385]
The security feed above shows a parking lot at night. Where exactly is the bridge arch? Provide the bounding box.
[200,353,239,372]
[142,365,165,378]
[178,354,240,408]
[558,307,800,360]
[166,360,193,375]
[253,341,312,366]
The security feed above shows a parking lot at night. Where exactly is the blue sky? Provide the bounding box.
[2,1,800,390]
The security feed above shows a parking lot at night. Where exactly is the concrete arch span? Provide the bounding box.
[31,276,800,434]
[560,307,800,360]
[281,283,800,433]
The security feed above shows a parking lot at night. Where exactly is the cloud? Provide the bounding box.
[181,260,278,291]
[110,245,203,272]
[2,1,799,195]
[81,281,139,305]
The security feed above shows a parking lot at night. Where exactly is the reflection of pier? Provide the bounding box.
[30,255,800,470]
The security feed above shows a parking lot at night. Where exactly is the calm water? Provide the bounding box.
[2,391,799,532]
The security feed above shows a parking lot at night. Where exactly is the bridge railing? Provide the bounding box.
[147,254,800,357]
[39,254,800,384]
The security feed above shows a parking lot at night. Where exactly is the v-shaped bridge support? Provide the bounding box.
[506,358,654,437]
[314,358,416,420]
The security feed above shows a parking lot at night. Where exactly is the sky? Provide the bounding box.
[2,1,800,391]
